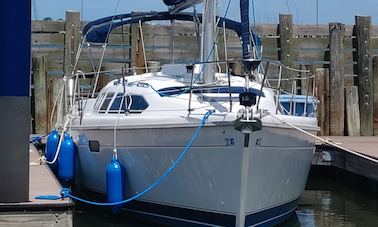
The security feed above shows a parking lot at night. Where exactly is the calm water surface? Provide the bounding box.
[74,167,378,227]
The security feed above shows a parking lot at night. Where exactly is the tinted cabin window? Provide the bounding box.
[94,92,106,111]
[131,95,149,111]
[109,93,125,113]
[99,92,115,113]
[108,93,149,113]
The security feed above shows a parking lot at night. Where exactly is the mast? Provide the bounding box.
[201,0,216,84]
[240,0,252,71]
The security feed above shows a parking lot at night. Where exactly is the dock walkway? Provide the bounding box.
[315,136,378,182]
[0,144,73,227]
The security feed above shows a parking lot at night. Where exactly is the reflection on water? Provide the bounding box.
[279,167,378,227]
[74,167,378,227]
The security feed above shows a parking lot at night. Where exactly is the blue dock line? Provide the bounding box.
[30,130,54,144]
[36,110,214,206]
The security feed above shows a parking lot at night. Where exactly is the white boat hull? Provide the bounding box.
[73,121,315,226]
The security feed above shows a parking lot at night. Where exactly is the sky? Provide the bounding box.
[33,0,378,25]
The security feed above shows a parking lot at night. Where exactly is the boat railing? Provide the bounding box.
[187,58,313,116]
[68,58,314,117]
[261,60,315,116]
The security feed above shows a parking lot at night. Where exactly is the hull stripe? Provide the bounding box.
[123,200,236,226]
[121,199,298,227]
[245,199,298,226]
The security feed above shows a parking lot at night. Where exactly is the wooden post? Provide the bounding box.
[373,56,378,135]
[316,68,330,136]
[32,55,48,134]
[62,11,80,124]
[300,65,307,95]
[169,19,175,63]
[307,65,317,96]
[64,11,81,77]
[97,69,112,92]
[47,78,64,131]
[129,13,145,74]
[355,16,373,136]
[329,23,345,136]
[279,14,294,92]
[345,86,361,136]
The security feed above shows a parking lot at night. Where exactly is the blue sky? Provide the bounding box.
[34,0,378,24]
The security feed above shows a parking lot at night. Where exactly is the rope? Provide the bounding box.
[44,118,72,165]
[269,114,378,164]
[37,110,214,205]
[50,83,65,129]
[112,93,132,160]
[30,131,52,144]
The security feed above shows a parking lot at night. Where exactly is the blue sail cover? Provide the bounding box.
[163,0,203,12]
[82,0,262,61]
[240,0,250,60]
[163,0,183,5]
[83,11,245,43]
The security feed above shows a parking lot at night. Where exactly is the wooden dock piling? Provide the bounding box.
[64,11,81,77]
[316,68,330,136]
[130,13,145,74]
[355,16,373,136]
[345,86,361,136]
[329,23,345,136]
[373,56,378,136]
[32,55,48,134]
[279,14,294,92]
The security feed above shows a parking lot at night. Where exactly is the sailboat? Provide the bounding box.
[62,0,318,226]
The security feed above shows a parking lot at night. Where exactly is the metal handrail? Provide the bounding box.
[184,58,313,115]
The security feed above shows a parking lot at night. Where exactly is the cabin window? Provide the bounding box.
[94,92,106,111]
[108,93,149,113]
[108,93,125,113]
[99,92,115,113]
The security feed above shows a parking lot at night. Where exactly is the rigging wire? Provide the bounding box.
[91,0,121,97]
[285,0,291,14]
[251,0,257,28]
[314,0,319,99]
[160,0,232,98]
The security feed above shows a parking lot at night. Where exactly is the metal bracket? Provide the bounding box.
[234,117,262,134]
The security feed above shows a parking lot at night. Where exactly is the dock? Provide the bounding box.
[314,136,378,182]
[0,144,74,227]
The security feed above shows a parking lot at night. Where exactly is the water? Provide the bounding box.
[279,167,378,227]
[74,167,378,226]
